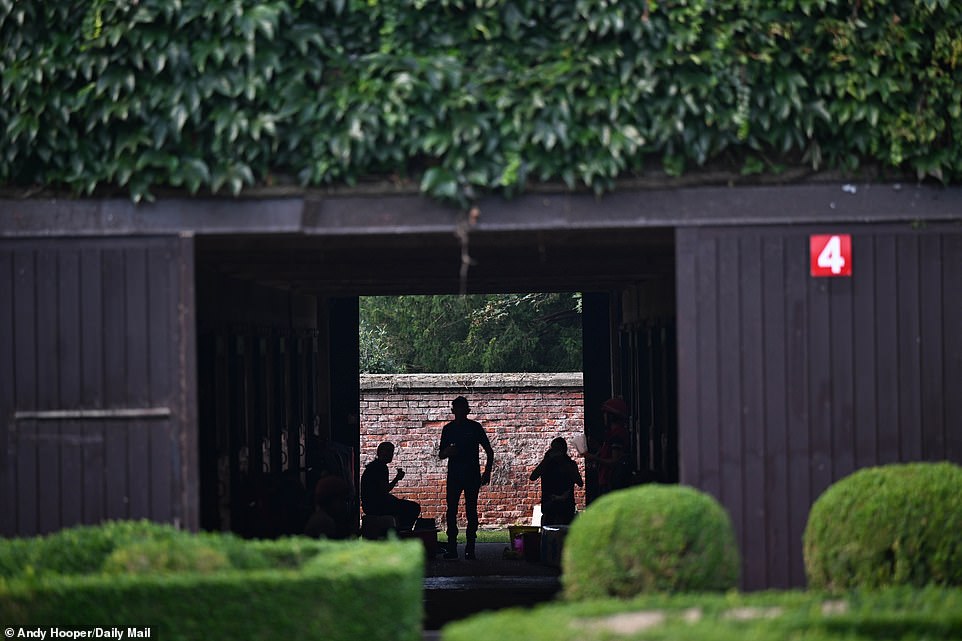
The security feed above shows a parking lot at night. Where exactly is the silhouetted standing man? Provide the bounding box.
[439,396,494,560]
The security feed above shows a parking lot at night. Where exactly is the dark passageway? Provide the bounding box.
[192,214,680,630]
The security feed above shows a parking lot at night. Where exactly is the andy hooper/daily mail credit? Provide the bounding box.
[6,629,151,639]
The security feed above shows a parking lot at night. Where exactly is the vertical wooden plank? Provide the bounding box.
[125,247,149,405]
[269,335,283,476]
[102,248,127,406]
[784,234,810,587]
[0,247,16,536]
[35,246,59,407]
[896,235,923,460]
[80,247,105,407]
[829,259,855,482]
[919,234,945,460]
[943,233,962,462]
[35,246,61,534]
[228,334,245,528]
[717,234,744,580]
[289,335,303,475]
[275,336,288,474]
[81,248,106,523]
[852,235,878,469]
[807,263,833,507]
[198,333,219,530]
[123,247,150,520]
[58,248,82,408]
[147,243,173,407]
[762,236,791,588]
[14,249,38,533]
[739,234,766,590]
[874,236,900,463]
[147,244,173,521]
[662,322,680,483]
[694,235,721,497]
[82,420,107,524]
[102,248,129,519]
[250,336,266,479]
[175,233,200,530]
[215,333,232,530]
[127,419,151,520]
[58,248,84,528]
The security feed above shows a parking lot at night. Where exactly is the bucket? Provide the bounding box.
[508,525,540,557]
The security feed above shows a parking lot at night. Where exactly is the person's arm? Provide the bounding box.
[480,429,494,485]
[388,467,405,490]
[571,459,584,487]
[439,426,457,460]
[529,457,546,481]
[584,442,624,466]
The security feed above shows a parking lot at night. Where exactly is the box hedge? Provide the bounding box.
[562,484,740,599]
[803,462,962,591]
[0,520,424,641]
[440,587,962,641]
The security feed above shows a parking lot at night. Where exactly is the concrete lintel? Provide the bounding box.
[3,183,962,238]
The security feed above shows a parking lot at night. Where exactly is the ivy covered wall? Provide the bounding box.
[2,0,960,205]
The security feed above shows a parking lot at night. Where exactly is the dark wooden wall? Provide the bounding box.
[0,236,197,536]
[676,223,962,590]
[195,270,324,536]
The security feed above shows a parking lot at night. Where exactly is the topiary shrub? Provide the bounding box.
[804,461,962,592]
[102,539,229,575]
[0,521,424,641]
[562,484,740,599]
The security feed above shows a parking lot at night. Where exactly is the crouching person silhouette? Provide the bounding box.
[361,441,421,534]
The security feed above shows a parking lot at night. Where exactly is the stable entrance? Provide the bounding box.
[192,221,680,538]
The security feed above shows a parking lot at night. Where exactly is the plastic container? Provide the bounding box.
[508,525,540,557]
[540,525,570,567]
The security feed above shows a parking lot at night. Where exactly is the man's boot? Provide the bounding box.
[443,539,458,560]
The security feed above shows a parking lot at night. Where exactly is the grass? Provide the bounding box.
[447,528,510,544]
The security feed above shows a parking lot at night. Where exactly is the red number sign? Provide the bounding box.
[810,234,852,277]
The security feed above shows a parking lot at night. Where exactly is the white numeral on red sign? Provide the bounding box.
[816,235,846,274]
[810,233,852,277]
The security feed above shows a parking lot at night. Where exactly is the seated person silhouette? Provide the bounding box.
[304,469,354,539]
[530,437,583,526]
[361,441,421,534]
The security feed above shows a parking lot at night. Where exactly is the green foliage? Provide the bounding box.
[102,539,229,574]
[803,461,962,592]
[0,521,424,641]
[562,484,740,599]
[359,293,582,373]
[2,1,960,204]
[0,520,187,578]
[441,586,962,641]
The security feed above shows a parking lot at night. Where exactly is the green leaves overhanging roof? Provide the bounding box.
[1,0,960,206]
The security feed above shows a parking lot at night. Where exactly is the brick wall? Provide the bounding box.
[360,373,585,530]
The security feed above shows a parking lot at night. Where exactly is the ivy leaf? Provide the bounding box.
[420,167,459,199]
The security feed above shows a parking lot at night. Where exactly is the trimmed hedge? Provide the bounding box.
[562,484,740,599]
[2,1,961,205]
[0,520,424,641]
[440,587,962,641]
[803,461,962,591]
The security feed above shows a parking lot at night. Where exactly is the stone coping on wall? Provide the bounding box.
[360,372,584,391]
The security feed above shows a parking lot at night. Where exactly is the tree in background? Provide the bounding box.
[360,293,582,374]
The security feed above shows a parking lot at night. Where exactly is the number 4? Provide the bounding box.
[817,235,846,274]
